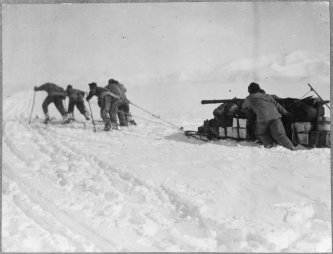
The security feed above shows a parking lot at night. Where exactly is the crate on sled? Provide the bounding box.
[292,122,312,133]
[232,127,248,140]
[232,118,247,128]
[308,130,330,148]
[218,126,233,138]
[316,116,330,131]
[232,118,248,140]
[292,133,309,145]
[291,122,312,145]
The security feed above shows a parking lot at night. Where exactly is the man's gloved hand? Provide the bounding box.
[34,86,38,91]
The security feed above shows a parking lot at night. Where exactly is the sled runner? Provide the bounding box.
[184,130,210,142]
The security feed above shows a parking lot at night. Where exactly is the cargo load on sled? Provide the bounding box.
[185,84,330,148]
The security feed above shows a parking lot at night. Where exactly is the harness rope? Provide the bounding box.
[130,102,183,130]
[118,110,183,131]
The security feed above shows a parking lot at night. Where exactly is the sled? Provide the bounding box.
[190,89,330,147]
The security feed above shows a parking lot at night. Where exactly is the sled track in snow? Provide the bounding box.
[4,120,220,250]
[34,122,293,251]
[5,116,326,251]
[3,162,117,251]
[4,118,269,251]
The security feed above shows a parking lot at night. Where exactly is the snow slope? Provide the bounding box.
[2,91,331,252]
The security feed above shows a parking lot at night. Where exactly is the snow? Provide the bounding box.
[2,90,331,252]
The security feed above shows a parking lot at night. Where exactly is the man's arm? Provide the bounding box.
[86,91,94,101]
[75,89,86,98]
[241,97,251,111]
[269,95,288,115]
[34,84,45,91]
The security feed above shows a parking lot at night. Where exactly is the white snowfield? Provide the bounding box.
[2,91,331,252]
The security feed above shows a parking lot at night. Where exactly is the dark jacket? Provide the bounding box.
[67,88,85,102]
[115,82,130,103]
[35,83,66,98]
[105,83,129,104]
[105,83,121,97]
[242,92,288,122]
[86,87,119,101]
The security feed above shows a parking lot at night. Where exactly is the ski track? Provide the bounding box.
[26,121,223,250]
[3,164,113,252]
[4,118,221,251]
[3,116,269,251]
[3,93,331,252]
[3,139,120,251]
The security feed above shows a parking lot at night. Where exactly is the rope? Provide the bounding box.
[308,83,330,110]
[287,89,313,107]
[117,110,182,131]
[299,90,312,100]
[130,102,183,130]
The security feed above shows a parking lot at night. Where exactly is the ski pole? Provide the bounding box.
[130,101,183,130]
[308,83,330,110]
[28,91,36,124]
[87,100,96,132]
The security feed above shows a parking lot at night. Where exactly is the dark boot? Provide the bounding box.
[129,119,137,125]
[128,115,137,125]
[44,113,51,124]
[111,122,119,130]
[84,111,90,121]
[104,121,111,131]
[62,114,70,124]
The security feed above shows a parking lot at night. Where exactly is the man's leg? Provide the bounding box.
[123,103,136,125]
[42,96,53,114]
[54,96,69,123]
[42,96,53,123]
[76,100,90,120]
[68,100,75,121]
[117,103,128,126]
[269,119,295,151]
[109,98,120,129]
[255,121,274,148]
[101,96,112,131]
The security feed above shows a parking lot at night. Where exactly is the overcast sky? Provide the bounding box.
[3,2,330,96]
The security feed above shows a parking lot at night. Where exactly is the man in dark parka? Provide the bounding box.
[34,83,69,123]
[66,85,90,121]
[242,82,294,150]
[86,82,120,131]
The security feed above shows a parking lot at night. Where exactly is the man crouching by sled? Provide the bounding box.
[34,83,69,124]
[86,82,120,131]
[242,82,295,151]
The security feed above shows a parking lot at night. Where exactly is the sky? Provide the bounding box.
[3,2,330,99]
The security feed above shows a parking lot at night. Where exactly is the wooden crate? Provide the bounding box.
[232,118,247,128]
[218,127,227,138]
[316,117,330,131]
[232,127,247,139]
[296,133,309,145]
[292,122,312,133]
[226,127,233,138]
[309,131,331,148]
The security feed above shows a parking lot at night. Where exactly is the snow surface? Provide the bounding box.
[2,90,331,252]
